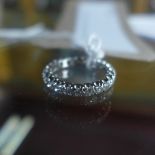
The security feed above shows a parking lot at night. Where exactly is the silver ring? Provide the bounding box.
[42,56,116,98]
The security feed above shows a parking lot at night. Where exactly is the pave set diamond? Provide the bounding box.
[42,57,116,97]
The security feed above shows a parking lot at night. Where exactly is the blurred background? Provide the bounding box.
[0,0,155,155]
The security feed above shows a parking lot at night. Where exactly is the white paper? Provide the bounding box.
[129,14,155,40]
[73,1,139,55]
[0,24,44,40]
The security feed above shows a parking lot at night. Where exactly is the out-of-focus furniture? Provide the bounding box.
[0,0,3,26]
[56,0,154,61]
[132,0,149,13]
[20,0,38,25]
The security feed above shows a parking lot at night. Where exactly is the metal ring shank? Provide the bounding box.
[42,57,116,97]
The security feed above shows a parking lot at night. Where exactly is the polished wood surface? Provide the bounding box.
[0,45,155,155]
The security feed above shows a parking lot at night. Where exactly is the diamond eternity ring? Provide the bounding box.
[42,56,116,98]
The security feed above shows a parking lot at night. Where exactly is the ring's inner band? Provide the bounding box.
[53,58,106,84]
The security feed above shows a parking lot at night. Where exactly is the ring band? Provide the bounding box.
[42,56,116,97]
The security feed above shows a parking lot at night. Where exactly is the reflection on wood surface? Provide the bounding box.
[0,46,12,83]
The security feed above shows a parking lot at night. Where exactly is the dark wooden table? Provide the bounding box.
[0,43,155,155]
[1,0,155,154]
